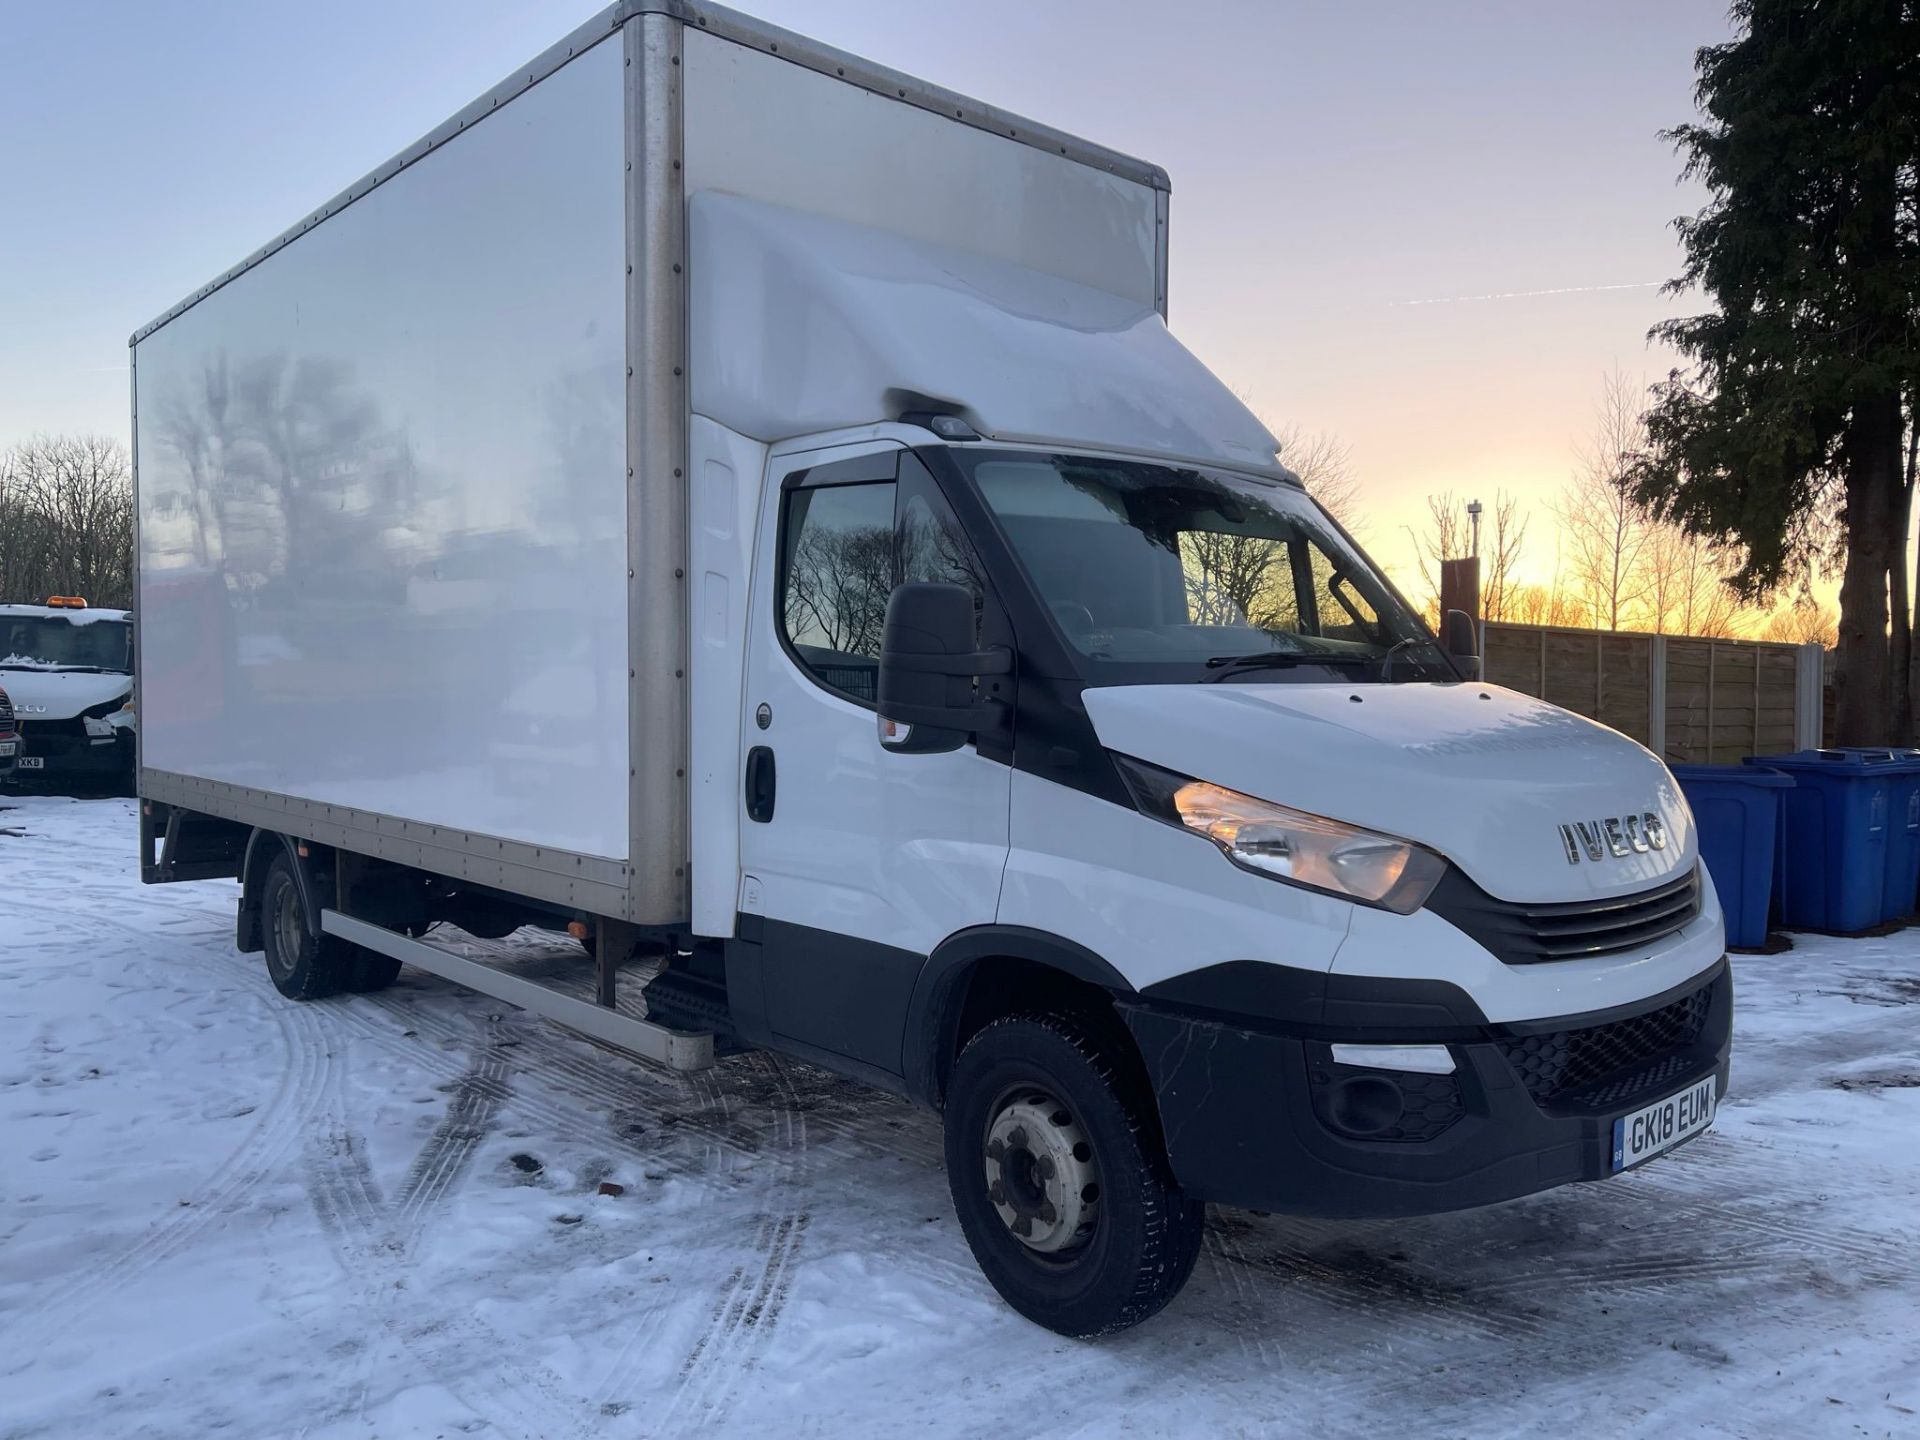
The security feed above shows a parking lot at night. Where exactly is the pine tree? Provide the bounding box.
[1632,0,1919,745]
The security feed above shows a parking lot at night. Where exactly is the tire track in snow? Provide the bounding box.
[618,1052,813,1434]
[389,1027,513,1244]
[1199,1221,1283,1371]
[297,1023,587,1440]
[13,889,910,1430]
[0,899,335,1346]
[5,891,579,1436]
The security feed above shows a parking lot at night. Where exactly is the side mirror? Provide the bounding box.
[877,582,1008,754]
[1442,607,1482,680]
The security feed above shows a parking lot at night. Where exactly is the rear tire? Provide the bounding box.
[260,850,360,1001]
[344,951,402,993]
[943,1012,1204,1337]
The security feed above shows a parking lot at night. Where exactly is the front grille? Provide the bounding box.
[1497,981,1713,1106]
[1427,866,1702,965]
[17,716,88,740]
[0,689,12,729]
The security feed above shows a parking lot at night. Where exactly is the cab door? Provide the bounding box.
[736,441,1010,1077]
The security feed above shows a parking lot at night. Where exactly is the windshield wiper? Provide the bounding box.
[1201,651,1377,682]
[1378,637,1428,682]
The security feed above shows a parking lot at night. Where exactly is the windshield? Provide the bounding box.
[955,450,1450,683]
[0,616,133,672]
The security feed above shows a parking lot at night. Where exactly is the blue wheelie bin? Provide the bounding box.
[1669,765,1793,949]
[1744,750,1900,933]
[1820,748,1920,923]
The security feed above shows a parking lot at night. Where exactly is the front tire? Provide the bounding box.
[943,1012,1204,1337]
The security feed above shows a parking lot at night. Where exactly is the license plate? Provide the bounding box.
[1612,1076,1716,1172]
[0,741,14,756]
[16,756,43,770]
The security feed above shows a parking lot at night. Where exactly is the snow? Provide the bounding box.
[3,794,1918,1440]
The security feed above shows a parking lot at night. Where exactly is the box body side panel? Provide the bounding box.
[134,38,632,862]
[681,29,1159,309]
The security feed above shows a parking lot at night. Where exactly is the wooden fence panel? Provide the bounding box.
[1484,622,1813,763]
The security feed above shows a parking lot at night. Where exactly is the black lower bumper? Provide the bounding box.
[7,728,133,786]
[1120,959,1732,1219]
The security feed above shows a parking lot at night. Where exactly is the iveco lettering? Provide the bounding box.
[130,0,1730,1336]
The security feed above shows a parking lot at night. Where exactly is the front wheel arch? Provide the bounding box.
[904,926,1139,1111]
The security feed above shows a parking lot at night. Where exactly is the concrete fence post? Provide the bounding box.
[1793,642,1824,750]
[1649,634,1668,760]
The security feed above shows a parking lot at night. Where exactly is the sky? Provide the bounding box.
[0,0,1737,596]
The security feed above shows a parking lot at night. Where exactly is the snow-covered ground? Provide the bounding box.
[2,794,1917,1440]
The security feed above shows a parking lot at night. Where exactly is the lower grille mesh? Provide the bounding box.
[1498,982,1713,1106]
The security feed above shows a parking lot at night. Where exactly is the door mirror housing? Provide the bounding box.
[877,582,1009,754]
[1442,607,1482,680]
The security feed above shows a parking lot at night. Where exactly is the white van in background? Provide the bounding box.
[0,599,136,793]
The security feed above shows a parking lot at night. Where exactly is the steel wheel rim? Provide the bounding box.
[982,1084,1101,1256]
[268,877,304,983]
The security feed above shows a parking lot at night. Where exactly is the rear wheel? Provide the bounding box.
[343,950,402,993]
[943,1012,1204,1337]
[260,850,363,1001]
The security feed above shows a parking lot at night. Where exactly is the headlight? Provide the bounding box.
[1114,755,1446,913]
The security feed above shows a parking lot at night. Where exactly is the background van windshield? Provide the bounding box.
[0,616,133,672]
[960,452,1445,681]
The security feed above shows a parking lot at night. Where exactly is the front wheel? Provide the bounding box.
[943,1013,1204,1337]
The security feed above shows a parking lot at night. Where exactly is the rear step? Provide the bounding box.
[320,909,714,1071]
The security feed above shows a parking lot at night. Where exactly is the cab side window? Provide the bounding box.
[777,455,991,706]
[779,479,896,702]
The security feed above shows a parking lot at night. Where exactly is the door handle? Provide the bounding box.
[745,746,776,823]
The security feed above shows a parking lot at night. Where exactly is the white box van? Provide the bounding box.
[133,2,1729,1335]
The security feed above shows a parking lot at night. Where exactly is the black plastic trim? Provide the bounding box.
[1139,959,1490,1037]
[912,444,1133,806]
[1428,864,1703,965]
[902,924,1134,1106]
[745,916,925,1079]
[1125,961,1733,1217]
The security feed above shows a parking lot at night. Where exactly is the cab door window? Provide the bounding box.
[776,454,992,706]
[779,479,896,702]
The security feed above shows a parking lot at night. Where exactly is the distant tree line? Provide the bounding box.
[1398,368,1842,649]
[0,435,134,610]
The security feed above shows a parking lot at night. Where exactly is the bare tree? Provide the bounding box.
[1558,370,1654,631]
[1402,490,1526,622]
[1404,491,1471,623]
[1508,582,1593,628]
[783,521,894,659]
[1641,524,1746,637]
[1480,492,1528,623]
[1760,599,1839,648]
[0,435,134,608]
[1181,531,1292,629]
[1271,424,1363,536]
